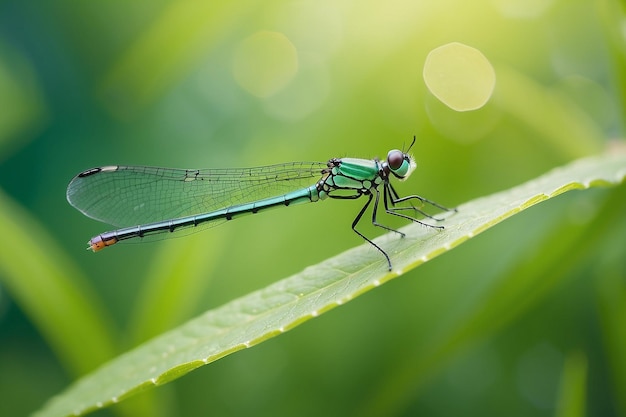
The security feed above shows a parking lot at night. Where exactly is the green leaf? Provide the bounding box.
[33,146,626,417]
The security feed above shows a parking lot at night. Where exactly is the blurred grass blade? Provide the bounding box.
[98,1,258,116]
[555,352,588,417]
[0,44,47,161]
[493,65,605,159]
[595,248,626,416]
[0,188,117,377]
[33,146,626,417]
[126,233,224,345]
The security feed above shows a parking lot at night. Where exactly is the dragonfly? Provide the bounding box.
[66,137,455,270]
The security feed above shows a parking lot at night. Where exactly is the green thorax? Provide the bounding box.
[335,158,379,181]
[317,157,384,198]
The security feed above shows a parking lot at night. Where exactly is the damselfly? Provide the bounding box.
[66,137,455,270]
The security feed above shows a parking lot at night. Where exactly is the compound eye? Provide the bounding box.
[387,149,413,178]
[387,150,404,170]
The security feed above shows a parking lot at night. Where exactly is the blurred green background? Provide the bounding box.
[0,0,625,416]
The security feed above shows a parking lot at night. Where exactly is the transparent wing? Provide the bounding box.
[66,162,327,227]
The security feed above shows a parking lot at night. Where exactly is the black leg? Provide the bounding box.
[351,192,393,271]
[371,187,405,237]
[385,183,455,226]
[388,183,456,212]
